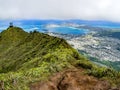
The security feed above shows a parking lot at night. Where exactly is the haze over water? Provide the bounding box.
[0,20,120,34]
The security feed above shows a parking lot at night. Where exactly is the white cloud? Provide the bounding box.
[0,0,120,22]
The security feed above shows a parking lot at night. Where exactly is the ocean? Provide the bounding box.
[0,20,120,34]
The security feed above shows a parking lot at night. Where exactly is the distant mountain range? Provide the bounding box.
[1,19,120,28]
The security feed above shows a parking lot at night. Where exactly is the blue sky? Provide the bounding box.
[0,0,120,22]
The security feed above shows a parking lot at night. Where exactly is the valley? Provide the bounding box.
[46,25,120,70]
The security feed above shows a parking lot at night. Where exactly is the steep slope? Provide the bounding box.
[0,27,120,90]
[0,27,83,89]
[0,27,80,73]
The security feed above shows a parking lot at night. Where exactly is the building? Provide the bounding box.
[9,22,13,27]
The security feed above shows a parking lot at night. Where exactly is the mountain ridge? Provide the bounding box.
[0,26,120,90]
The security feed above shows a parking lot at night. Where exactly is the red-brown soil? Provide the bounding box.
[30,68,119,90]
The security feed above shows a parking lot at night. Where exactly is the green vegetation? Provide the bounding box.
[0,27,81,89]
[76,60,120,87]
[0,27,120,90]
[89,56,120,71]
[79,50,120,71]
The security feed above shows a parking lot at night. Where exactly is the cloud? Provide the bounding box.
[0,0,120,22]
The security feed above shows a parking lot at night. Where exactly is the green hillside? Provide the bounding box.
[0,27,120,90]
[0,27,28,54]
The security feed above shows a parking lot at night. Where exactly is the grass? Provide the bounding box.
[0,27,120,89]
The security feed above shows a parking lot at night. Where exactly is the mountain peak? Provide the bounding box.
[7,26,25,32]
[0,27,28,53]
[0,27,28,43]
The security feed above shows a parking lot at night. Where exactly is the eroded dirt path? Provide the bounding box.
[30,68,116,90]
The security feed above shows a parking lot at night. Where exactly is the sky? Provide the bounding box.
[0,0,120,22]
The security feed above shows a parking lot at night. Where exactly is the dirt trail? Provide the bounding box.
[30,68,118,90]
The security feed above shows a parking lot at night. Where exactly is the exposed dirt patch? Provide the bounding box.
[30,68,118,90]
